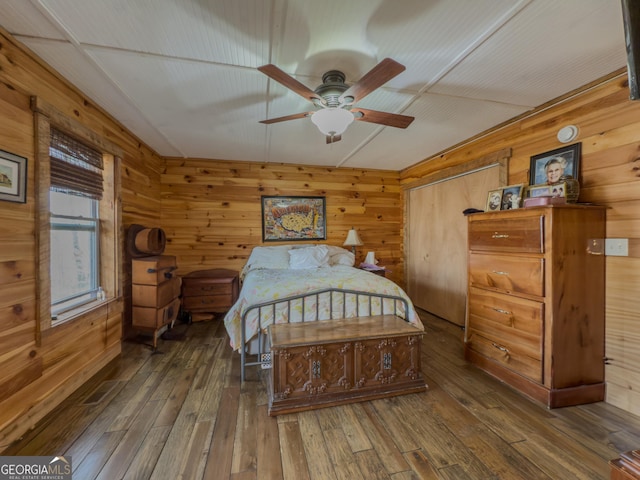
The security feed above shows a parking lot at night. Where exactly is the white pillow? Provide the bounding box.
[289,245,330,269]
[325,245,355,266]
[244,246,291,273]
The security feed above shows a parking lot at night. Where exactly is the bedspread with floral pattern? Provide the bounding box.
[223,265,423,351]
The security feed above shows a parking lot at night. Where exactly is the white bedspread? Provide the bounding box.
[223,265,423,351]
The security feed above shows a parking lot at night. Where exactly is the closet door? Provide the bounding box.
[406,166,500,326]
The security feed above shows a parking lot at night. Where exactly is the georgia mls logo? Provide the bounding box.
[0,455,72,480]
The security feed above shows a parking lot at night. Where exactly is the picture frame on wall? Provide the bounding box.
[0,150,27,204]
[261,195,326,242]
[529,143,581,185]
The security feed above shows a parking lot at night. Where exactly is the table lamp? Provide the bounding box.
[343,227,363,255]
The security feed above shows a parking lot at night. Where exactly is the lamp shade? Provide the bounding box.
[311,108,354,136]
[343,228,363,247]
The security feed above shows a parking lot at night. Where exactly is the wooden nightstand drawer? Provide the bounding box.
[183,294,233,310]
[183,282,233,297]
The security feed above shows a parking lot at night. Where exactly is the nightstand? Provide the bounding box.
[359,267,386,277]
[181,268,239,319]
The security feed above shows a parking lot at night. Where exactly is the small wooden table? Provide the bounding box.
[181,268,239,320]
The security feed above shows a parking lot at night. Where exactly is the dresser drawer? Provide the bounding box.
[132,276,181,308]
[132,255,177,285]
[467,287,543,353]
[465,330,542,383]
[133,297,180,329]
[469,253,544,297]
[469,287,544,336]
[469,215,543,254]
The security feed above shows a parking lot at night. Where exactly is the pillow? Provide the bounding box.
[289,245,330,269]
[325,245,355,266]
[242,246,292,277]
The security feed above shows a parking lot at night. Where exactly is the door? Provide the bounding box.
[406,166,500,326]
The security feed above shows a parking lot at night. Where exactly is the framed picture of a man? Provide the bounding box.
[529,143,581,185]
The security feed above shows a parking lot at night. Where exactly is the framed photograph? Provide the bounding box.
[526,184,553,198]
[529,142,581,185]
[500,184,524,210]
[485,189,502,212]
[262,196,326,242]
[0,150,27,203]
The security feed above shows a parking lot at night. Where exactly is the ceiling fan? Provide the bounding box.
[258,58,415,144]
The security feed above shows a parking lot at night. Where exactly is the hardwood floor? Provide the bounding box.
[4,310,640,479]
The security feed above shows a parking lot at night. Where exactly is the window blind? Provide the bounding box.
[49,128,103,199]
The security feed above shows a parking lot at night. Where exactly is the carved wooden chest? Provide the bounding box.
[267,315,427,415]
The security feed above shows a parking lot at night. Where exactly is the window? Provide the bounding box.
[50,192,100,314]
[49,128,105,318]
[33,97,121,336]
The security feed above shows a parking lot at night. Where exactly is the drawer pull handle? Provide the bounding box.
[491,270,509,276]
[492,233,509,239]
[492,308,511,315]
[492,342,509,354]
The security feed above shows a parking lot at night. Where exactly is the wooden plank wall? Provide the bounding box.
[0,29,163,450]
[160,159,404,285]
[401,71,640,415]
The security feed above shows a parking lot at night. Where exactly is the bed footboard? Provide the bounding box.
[240,288,411,382]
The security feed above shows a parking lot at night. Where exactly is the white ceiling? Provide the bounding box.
[0,0,629,171]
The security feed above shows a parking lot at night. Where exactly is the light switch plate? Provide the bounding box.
[605,238,629,256]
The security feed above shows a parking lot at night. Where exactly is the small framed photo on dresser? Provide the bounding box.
[500,184,524,210]
[485,189,502,212]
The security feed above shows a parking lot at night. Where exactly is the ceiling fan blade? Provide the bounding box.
[258,64,324,104]
[259,111,314,124]
[351,108,414,129]
[339,58,406,105]
[326,134,342,144]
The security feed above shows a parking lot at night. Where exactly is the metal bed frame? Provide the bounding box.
[240,287,410,382]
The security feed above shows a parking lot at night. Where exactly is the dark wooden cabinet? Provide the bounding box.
[465,205,606,408]
[268,315,426,415]
[181,268,239,316]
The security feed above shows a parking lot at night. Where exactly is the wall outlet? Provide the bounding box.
[605,238,629,256]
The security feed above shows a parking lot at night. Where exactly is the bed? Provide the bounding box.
[223,244,425,387]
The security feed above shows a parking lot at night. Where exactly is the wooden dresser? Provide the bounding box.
[132,255,181,349]
[465,205,605,408]
[181,268,239,318]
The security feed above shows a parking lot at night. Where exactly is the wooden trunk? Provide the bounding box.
[610,450,640,480]
[267,315,427,415]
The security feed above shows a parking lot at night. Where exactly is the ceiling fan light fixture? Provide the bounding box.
[311,108,354,136]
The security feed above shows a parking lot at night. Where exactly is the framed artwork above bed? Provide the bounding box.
[261,195,326,241]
